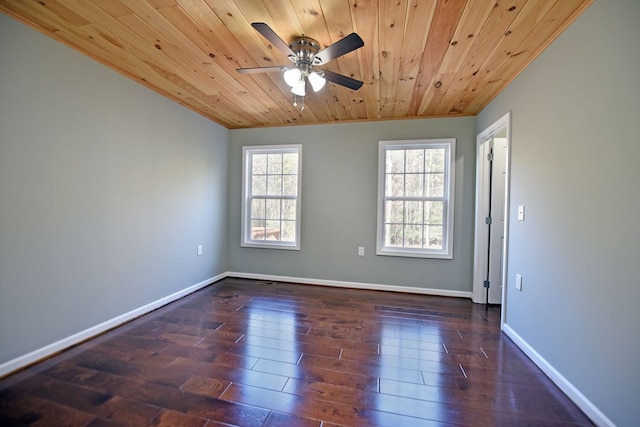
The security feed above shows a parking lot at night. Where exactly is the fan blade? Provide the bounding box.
[252,22,295,58]
[237,66,287,74]
[314,33,364,64]
[322,70,364,90]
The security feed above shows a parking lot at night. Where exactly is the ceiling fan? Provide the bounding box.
[237,23,364,107]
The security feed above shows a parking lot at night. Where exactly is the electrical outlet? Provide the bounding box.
[358,246,365,256]
[515,274,523,291]
[197,245,203,256]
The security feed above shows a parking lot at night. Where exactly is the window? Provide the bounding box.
[242,145,302,250]
[377,139,455,259]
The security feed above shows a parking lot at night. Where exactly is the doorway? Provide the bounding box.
[473,113,511,307]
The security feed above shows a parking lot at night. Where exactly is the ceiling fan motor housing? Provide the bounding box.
[288,37,321,74]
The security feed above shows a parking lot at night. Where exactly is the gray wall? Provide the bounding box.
[477,0,640,425]
[228,117,476,292]
[0,14,229,365]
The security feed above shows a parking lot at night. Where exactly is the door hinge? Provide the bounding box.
[487,152,494,161]
[484,280,491,288]
[485,216,492,225]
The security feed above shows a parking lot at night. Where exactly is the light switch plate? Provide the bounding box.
[515,274,523,291]
[518,205,525,221]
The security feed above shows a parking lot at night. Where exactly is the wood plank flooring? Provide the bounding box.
[0,277,593,426]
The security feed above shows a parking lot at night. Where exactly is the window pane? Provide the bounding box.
[425,173,444,197]
[281,220,296,242]
[265,199,281,220]
[252,154,267,174]
[405,224,423,248]
[282,200,296,220]
[425,201,443,225]
[386,150,404,173]
[405,201,423,225]
[251,199,265,219]
[405,149,424,173]
[426,225,443,249]
[267,153,282,174]
[252,175,266,196]
[283,175,298,196]
[283,153,298,174]
[251,220,266,240]
[425,148,445,173]
[385,200,404,223]
[265,220,281,240]
[385,224,404,247]
[386,174,405,197]
[267,175,282,195]
[405,173,423,197]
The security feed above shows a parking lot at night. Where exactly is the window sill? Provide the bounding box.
[376,247,452,259]
[241,241,300,251]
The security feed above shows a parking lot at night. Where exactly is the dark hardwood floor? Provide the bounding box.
[0,277,593,426]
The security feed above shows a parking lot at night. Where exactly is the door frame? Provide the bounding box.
[473,113,511,320]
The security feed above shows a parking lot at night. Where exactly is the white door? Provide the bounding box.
[473,113,510,306]
[486,134,507,304]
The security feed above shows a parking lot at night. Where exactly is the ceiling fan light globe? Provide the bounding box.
[283,68,302,87]
[308,72,326,92]
[291,79,306,97]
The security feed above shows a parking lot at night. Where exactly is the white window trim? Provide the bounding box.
[241,144,302,250]
[376,138,456,259]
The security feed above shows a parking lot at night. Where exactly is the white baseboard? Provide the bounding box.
[226,271,473,299]
[0,273,224,378]
[502,323,614,427]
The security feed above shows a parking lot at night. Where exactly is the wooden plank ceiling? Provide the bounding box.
[1,0,592,129]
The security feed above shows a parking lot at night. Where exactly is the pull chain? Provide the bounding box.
[292,94,305,111]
